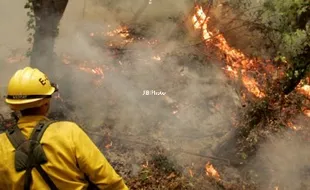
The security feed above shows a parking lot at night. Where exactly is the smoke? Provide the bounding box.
[250,131,310,190]
[53,0,241,170]
[0,0,30,116]
[1,1,309,189]
[1,0,240,175]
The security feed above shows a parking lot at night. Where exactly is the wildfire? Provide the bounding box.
[192,5,265,98]
[303,109,310,117]
[152,55,161,61]
[242,75,265,98]
[287,121,302,131]
[296,84,310,98]
[60,53,105,86]
[89,26,134,46]
[205,162,221,181]
[189,169,194,177]
[105,141,113,149]
[192,7,212,40]
[142,160,149,168]
[79,65,104,77]
[89,26,129,38]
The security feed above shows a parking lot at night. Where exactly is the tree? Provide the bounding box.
[25,0,68,79]
[229,0,310,94]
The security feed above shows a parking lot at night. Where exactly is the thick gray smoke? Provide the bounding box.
[52,0,241,169]
[249,131,310,190]
[0,0,29,115]
[1,0,240,175]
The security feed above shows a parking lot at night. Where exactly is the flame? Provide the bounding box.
[89,26,133,47]
[106,26,129,38]
[105,141,113,149]
[242,75,265,98]
[152,55,161,61]
[192,6,265,98]
[188,169,194,177]
[192,6,212,40]
[303,109,310,117]
[89,26,129,38]
[205,162,221,181]
[142,160,149,168]
[60,53,104,86]
[297,84,310,98]
[287,121,302,131]
[79,66,104,77]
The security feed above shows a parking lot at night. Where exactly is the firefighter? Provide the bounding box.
[0,67,128,190]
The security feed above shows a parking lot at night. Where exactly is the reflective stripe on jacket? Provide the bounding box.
[0,115,128,190]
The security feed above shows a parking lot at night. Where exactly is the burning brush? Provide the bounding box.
[192,5,267,99]
[192,5,310,133]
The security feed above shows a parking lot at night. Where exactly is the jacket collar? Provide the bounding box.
[18,115,49,125]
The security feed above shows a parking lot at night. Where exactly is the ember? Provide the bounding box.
[205,162,221,181]
[188,169,194,177]
[152,55,161,61]
[105,141,113,149]
[296,84,310,98]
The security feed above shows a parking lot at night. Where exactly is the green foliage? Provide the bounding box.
[24,0,35,57]
[260,0,310,58]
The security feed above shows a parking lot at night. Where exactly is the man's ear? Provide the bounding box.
[41,101,50,114]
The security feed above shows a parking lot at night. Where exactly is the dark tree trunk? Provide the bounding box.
[30,0,68,79]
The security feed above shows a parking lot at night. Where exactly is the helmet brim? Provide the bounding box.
[5,86,56,105]
[5,97,44,105]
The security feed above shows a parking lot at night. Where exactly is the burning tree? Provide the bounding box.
[228,0,310,95]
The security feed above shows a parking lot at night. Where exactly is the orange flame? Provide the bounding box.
[142,160,149,168]
[297,84,310,98]
[152,55,161,61]
[287,121,302,131]
[192,6,265,98]
[205,162,221,181]
[189,169,194,177]
[303,109,310,117]
[105,141,113,149]
[192,6,212,40]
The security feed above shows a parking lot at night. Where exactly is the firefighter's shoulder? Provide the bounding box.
[49,121,84,133]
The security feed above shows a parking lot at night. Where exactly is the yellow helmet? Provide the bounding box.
[5,67,58,111]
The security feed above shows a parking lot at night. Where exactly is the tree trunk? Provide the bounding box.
[30,0,68,79]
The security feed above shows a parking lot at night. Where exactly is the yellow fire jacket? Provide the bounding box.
[0,115,129,190]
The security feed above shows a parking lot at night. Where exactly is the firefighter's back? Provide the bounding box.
[0,116,88,190]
